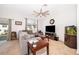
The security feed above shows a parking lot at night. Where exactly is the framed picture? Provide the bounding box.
[15,21,22,25]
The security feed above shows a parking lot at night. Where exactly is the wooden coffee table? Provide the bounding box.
[40,35,50,41]
[27,39,49,55]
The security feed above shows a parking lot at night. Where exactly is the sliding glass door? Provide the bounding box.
[0,18,11,41]
[0,24,8,41]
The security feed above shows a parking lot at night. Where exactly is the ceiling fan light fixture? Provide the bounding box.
[33,4,49,17]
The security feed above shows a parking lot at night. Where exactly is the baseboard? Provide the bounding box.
[77,49,79,54]
[59,40,64,43]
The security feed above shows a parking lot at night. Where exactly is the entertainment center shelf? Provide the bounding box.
[45,32,55,35]
[45,32,58,41]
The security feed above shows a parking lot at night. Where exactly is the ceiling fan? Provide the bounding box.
[33,4,49,17]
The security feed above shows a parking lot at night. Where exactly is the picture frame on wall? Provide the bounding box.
[15,21,22,25]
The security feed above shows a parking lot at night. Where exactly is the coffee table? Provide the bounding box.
[27,39,49,55]
[40,35,50,41]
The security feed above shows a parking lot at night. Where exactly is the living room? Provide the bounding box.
[0,4,77,55]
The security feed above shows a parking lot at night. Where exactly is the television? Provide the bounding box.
[46,25,55,33]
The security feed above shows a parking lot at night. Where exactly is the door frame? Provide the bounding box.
[7,19,12,41]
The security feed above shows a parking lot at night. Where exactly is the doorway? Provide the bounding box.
[0,18,11,44]
[0,24,8,41]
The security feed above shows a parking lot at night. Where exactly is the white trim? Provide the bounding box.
[77,49,79,54]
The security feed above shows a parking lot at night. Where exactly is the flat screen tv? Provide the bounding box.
[46,25,55,33]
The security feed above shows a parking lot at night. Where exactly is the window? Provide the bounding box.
[26,18,37,33]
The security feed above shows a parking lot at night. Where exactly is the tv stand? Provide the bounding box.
[45,32,56,40]
[45,32,59,41]
[45,32,55,36]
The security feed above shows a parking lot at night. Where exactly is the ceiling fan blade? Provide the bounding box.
[43,15,46,17]
[42,12,49,15]
[43,10,49,14]
[42,13,49,17]
[36,13,40,16]
[46,13,50,15]
[33,11,39,14]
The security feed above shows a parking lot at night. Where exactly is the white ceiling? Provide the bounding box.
[0,4,56,18]
[0,4,76,19]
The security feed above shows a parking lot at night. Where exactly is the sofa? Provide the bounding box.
[19,31,40,55]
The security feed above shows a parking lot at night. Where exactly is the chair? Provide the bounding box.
[11,32,17,40]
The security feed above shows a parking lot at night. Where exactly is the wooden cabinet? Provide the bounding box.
[64,34,77,49]
[11,32,17,40]
[64,26,77,49]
